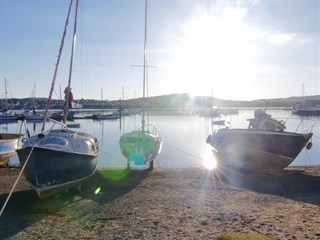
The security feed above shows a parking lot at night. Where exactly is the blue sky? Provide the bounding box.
[0,0,319,101]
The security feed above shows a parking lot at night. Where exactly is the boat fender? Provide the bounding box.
[306,142,312,150]
[37,133,45,139]
[206,135,211,144]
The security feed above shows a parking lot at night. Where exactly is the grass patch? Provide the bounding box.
[215,232,275,240]
[97,168,130,181]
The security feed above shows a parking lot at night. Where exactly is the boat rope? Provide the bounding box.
[312,134,320,139]
[99,149,128,166]
[301,146,316,167]
[162,142,209,161]
[0,146,35,216]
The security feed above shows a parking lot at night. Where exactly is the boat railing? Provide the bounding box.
[19,117,77,149]
[276,117,316,134]
[138,124,160,136]
[47,117,78,150]
[46,117,69,130]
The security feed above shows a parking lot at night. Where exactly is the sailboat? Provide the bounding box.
[119,0,162,171]
[23,83,45,122]
[16,0,99,199]
[94,88,118,120]
[0,79,19,122]
[291,83,320,116]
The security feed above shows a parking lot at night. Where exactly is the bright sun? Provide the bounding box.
[169,5,257,99]
[202,147,218,170]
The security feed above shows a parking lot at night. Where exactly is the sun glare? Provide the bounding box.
[202,147,217,170]
[169,5,258,99]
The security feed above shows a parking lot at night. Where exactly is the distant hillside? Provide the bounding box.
[2,94,320,110]
[114,94,320,109]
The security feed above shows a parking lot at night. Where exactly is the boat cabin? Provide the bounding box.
[247,109,286,132]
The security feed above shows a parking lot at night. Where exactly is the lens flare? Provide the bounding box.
[202,148,217,170]
[94,187,101,195]
[204,157,217,170]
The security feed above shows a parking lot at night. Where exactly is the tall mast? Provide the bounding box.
[142,0,148,132]
[63,0,79,124]
[41,0,74,131]
[4,78,8,109]
[101,88,104,115]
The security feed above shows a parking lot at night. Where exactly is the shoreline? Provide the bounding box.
[1,166,320,239]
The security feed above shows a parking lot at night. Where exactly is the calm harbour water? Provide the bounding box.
[3,109,320,169]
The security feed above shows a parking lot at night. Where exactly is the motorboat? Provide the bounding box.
[206,109,313,171]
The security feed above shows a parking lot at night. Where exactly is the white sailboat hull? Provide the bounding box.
[119,0,162,171]
[119,130,162,170]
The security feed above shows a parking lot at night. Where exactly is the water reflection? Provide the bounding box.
[2,109,320,168]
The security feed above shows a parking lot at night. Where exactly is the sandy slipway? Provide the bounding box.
[1,166,320,240]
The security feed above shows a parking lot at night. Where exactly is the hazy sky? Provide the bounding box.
[0,0,319,101]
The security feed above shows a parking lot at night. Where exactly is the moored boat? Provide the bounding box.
[120,124,162,170]
[0,133,23,167]
[16,0,99,198]
[119,0,162,170]
[198,106,220,117]
[292,106,320,116]
[206,109,314,171]
[16,127,98,198]
[93,113,118,120]
[22,109,45,121]
[0,110,19,122]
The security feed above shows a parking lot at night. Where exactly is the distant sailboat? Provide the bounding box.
[94,88,118,120]
[16,0,99,199]
[0,79,19,122]
[119,0,162,171]
[23,83,45,122]
[292,83,320,116]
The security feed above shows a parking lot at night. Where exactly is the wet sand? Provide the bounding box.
[1,166,320,240]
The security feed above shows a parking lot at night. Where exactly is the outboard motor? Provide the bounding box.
[206,135,212,144]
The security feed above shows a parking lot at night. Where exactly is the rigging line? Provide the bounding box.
[304,149,314,166]
[99,149,128,165]
[78,0,92,99]
[156,150,203,164]
[0,146,35,216]
[312,134,320,139]
[42,0,74,131]
[5,81,14,100]
[52,88,62,101]
[79,1,93,98]
[163,142,210,161]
